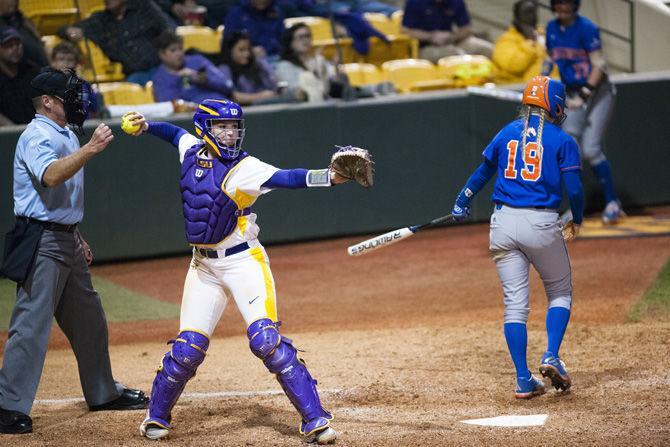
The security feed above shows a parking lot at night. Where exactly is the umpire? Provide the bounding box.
[0,68,148,435]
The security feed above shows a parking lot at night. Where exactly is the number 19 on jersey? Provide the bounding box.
[504,140,543,182]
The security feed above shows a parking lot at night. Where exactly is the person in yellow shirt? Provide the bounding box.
[493,0,556,84]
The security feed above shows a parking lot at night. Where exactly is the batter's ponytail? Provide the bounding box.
[520,104,530,152]
[536,108,546,151]
[520,105,546,151]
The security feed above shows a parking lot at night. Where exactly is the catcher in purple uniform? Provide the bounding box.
[123,99,373,443]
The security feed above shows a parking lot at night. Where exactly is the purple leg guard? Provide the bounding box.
[247,319,332,435]
[147,331,209,425]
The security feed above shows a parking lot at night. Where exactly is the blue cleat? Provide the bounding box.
[539,352,572,391]
[514,374,546,399]
[602,200,625,225]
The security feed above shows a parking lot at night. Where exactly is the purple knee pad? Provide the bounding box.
[148,331,209,423]
[247,319,332,427]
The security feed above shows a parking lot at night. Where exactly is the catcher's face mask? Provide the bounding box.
[61,73,92,136]
[209,120,245,155]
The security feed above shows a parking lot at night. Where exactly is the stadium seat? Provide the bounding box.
[339,63,386,87]
[78,39,125,83]
[97,82,154,105]
[381,59,452,93]
[176,25,221,54]
[284,16,335,41]
[391,10,403,26]
[437,55,496,88]
[25,8,78,36]
[363,13,400,35]
[360,13,418,66]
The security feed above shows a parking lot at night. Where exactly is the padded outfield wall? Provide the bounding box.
[1,75,668,262]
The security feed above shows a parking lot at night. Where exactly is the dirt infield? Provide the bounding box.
[1,222,669,446]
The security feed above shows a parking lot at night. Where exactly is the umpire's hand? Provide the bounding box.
[85,123,114,154]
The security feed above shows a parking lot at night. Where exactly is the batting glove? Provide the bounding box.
[452,203,470,222]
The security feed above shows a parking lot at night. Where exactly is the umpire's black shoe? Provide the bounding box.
[89,388,149,412]
[0,407,32,434]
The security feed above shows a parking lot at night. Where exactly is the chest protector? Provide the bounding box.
[179,144,248,245]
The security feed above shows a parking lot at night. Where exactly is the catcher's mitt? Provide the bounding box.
[329,145,374,188]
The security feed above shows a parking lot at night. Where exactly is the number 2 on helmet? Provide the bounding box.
[503,140,543,182]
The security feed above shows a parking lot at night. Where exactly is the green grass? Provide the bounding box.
[628,258,670,322]
[0,276,180,331]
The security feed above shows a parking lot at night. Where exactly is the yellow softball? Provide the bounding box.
[121,113,141,134]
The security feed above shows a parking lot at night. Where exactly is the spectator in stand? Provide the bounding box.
[493,0,557,84]
[60,0,173,85]
[50,41,80,72]
[219,31,303,106]
[274,23,396,102]
[49,41,102,117]
[276,23,335,103]
[0,0,48,68]
[402,0,493,62]
[0,26,40,125]
[224,0,284,61]
[152,31,233,103]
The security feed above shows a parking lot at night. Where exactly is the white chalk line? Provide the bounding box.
[34,388,342,407]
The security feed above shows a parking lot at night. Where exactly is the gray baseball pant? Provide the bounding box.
[489,206,573,324]
[0,229,122,415]
[563,81,616,166]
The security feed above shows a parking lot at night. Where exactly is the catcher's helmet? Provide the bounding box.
[550,0,580,12]
[522,76,566,124]
[193,99,245,159]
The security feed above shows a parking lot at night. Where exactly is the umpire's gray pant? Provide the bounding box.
[0,229,121,415]
[489,206,573,324]
[563,81,616,166]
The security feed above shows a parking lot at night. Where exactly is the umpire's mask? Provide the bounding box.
[31,68,92,136]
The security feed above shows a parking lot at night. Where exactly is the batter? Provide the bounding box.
[452,76,584,398]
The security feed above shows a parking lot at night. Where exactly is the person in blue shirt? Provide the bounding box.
[401,0,493,62]
[224,0,285,61]
[151,31,234,104]
[543,0,623,224]
[0,69,148,435]
[451,76,583,400]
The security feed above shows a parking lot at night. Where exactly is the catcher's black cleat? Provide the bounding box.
[0,407,32,434]
[89,388,149,411]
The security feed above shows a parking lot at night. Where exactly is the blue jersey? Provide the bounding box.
[546,15,601,87]
[483,115,580,209]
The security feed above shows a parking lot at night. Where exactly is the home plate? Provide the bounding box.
[460,414,548,427]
